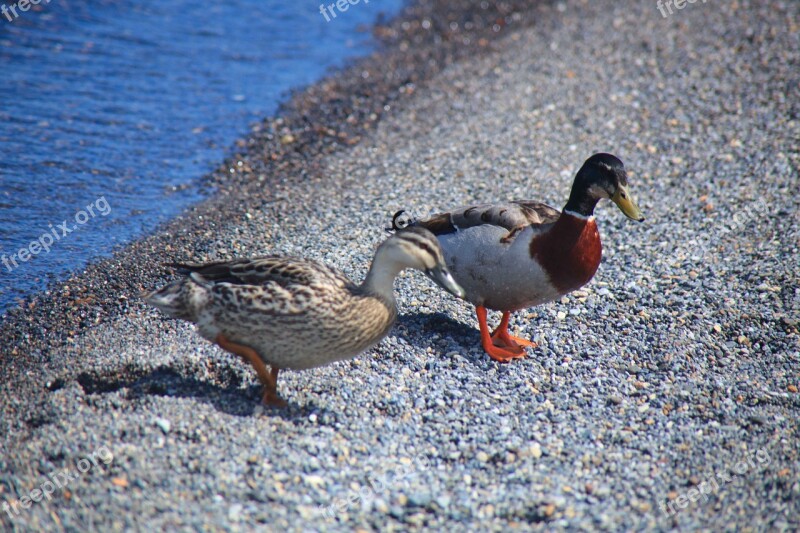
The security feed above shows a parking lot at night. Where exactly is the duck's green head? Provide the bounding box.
[565,153,645,222]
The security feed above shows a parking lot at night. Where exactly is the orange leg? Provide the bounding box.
[490,311,537,351]
[476,306,526,363]
[215,333,286,407]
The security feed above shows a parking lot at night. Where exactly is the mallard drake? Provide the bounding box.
[391,153,644,363]
[144,227,464,406]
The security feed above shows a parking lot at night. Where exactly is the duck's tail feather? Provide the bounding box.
[387,209,417,232]
[142,280,188,319]
[143,273,211,320]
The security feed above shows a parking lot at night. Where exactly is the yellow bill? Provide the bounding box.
[612,184,645,222]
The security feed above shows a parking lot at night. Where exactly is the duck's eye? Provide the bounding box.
[620,192,627,199]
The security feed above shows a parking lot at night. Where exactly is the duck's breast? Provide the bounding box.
[530,215,602,295]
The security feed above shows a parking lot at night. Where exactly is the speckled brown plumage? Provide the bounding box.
[144,227,464,405]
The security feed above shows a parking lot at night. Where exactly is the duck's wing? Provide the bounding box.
[170,257,346,287]
[414,201,561,236]
[168,257,352,315]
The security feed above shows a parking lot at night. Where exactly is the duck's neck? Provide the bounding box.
[360,255,401,304]
[563,188,599,218]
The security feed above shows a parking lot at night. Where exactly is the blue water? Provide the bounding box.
[0,0,404,314]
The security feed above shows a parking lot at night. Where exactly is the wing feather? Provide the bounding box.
[417,201,561,235]
[168,257,352,316]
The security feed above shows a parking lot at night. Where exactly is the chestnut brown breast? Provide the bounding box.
[529,214,602,294]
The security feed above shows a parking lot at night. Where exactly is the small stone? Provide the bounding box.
[304,475,325,488]
[406,513,426,527]
[476,451,490,463]
[153,418,171,434]
[228,503,243,522]
[529,443,543,459]
[557,311,567,321]
[407,492,432,508]
[434,495,451,509]
[594,486,611,498]
[374,499,389,514]
[788,385,798,393]
[111,477,128,488]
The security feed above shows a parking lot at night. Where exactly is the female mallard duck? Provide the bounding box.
[144,227,464,406]
[392,153,644,363]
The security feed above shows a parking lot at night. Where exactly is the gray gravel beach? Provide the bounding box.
[2,0,799,531]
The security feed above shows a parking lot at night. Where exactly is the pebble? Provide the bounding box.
[153,418,171,434]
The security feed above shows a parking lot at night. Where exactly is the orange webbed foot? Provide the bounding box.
[262,389,287,408]
[476,306,530,363]
[483,341,527,363]
[489,311,536,353]
[490,334,525,354]
[262,367,286,408]
[491,329,537,350]
[261,366,289,408]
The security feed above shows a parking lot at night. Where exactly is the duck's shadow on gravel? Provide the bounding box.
[55,365,326,421]
[397,312,483,359]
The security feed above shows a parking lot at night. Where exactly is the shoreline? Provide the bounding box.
[0,0,544,371]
